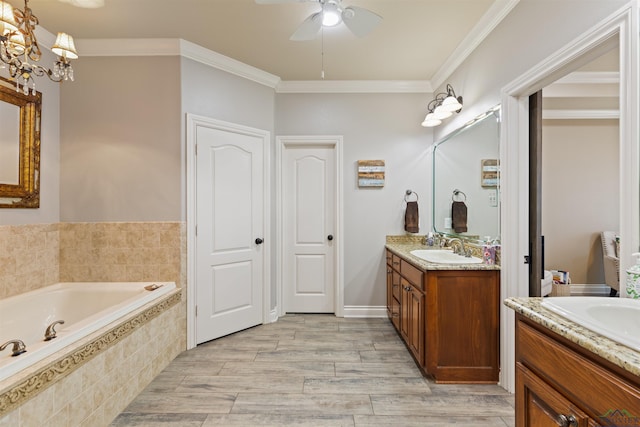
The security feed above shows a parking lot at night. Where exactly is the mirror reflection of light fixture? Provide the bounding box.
[322,1,343,27]
[0,0,78,95]
[421,84,463,128]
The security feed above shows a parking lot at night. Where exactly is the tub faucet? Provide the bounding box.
[0,340,27,357]
[44,320,65,341]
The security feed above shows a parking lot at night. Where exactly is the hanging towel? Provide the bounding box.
[452,201,468,233]
[405,201,419,233]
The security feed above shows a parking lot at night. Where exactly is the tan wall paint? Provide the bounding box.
[541,119,619,284]
[60,56,182,222]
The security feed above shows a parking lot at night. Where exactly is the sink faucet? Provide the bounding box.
[0,339,27,357]
[44,320,65,341]
[447,238,471,257]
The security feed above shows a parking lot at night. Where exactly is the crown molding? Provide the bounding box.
[542,109,619,120]
[544,71,619,97]
[76,38,282,89]
[431,0,520,89]
[276,80,432,93]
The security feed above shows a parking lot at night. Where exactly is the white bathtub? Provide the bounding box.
[0,281,177,382]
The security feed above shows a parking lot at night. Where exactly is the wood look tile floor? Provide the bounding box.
[111,315,515,427]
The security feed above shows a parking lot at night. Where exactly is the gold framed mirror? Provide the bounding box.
[0,77,41,208]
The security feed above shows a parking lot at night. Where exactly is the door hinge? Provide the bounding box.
[524,255,531,264]
[195,144,198,155]
[195,305,198,316]
[195,225,197,236]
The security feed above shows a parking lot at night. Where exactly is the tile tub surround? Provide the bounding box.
[0,224,59,300]
[59,222,184,284]
[504,297,640,377]
[0,288,183,427]
[385,235,501,271]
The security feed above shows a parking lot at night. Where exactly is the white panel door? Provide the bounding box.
[283,145,336,313]
[196,125,265,343]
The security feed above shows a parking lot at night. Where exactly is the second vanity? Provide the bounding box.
[385,235,500,383]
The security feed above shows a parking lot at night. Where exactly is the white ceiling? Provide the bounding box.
[18,0,508,83]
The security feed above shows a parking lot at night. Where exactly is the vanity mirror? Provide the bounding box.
[0,77,41,208]
[432,105,500,242]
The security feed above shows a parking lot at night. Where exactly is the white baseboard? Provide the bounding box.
[343,306,388,318]
[570,284,612,296]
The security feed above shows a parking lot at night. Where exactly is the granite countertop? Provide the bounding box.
[385,235,501,271]
[505,297,640,378]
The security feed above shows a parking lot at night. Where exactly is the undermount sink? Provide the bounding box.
[541,297,640,351]
[410,249,483,265]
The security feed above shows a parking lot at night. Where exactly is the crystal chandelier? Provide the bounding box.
[0,0,77,95]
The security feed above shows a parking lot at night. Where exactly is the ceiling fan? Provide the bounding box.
[256,0,382,41]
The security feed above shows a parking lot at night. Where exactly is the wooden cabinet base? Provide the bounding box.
[386,250,500,383]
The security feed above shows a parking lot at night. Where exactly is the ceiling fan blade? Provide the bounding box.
[290,12,322,41]
[342,6,382,37]
[58,0,105,8]
[256,0,316,4]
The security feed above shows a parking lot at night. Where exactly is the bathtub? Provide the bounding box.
[0,281,177,382]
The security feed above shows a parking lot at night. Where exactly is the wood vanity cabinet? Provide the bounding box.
[385,249,499,383]
[515,314,640,426]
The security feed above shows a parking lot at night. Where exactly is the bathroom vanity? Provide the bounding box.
[505,298,640,426]
[385,236,500,383]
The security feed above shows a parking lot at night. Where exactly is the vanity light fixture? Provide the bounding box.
[0,0,78,95]
[421,84,463,128]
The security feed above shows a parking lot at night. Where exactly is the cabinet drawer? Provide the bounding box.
[401,259,423,290]
[386,250,392,266]
[517,318,640,417]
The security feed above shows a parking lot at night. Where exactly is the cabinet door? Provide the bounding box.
[516,363,596,427]
[386,265,393,318]
[408,286,425,365]
[400,278,411,340]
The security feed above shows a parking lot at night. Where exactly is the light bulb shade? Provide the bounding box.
[421,113,441,127]
[433,105,453,120]
[322,3,342,26]
[0,1,18,33]
[441,95,463,112]
[8,31,25,55]
[52,32,78,59]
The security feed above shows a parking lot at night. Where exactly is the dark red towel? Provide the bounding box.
[405,201,419,233]
[452,201,467,233]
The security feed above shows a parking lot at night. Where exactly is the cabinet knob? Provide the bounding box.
[404,286,412,291]
[255,238,264,245]
[327,234,334,241]
[558,414,577,427]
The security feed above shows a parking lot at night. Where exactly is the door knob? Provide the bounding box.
[327,235,334,241]
[255,238,264,245]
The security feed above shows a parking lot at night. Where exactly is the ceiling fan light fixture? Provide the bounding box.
[322,2,342,27]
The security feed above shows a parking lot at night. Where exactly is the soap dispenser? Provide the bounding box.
[625,252,640,299]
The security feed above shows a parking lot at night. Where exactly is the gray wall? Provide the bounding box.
[276,93,430,307]
[60,56,182,222]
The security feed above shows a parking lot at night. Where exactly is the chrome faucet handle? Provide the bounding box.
[44,320,65,341]
[0,339,27,357]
